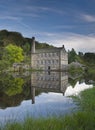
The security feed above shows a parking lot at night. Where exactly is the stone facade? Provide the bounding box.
[31,37,68,70]
[31,71,69,104]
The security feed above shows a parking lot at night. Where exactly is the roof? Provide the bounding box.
[32,45,67,53]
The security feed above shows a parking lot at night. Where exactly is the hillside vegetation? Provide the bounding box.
[0,29,54,54]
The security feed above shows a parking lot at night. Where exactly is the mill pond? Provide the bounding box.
[0,71,94,125]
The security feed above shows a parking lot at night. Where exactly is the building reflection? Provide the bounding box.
[31,71,69,104]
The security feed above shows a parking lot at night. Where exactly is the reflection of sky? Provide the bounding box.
[0,92,75,125]
[0,81,93,125]
[65,82,93,96]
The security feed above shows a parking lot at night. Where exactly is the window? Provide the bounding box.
[41,60,43,64]
[45,53,47,57]
[48,60,50,64]
[52,53,55,56]
[38,54,41,57]
[41,53,43,57]
[52,60,54,64]
[56,52,59,56]
[43,60,45,64]
[56,60,59,64]
[45,60,46,64]
[49,53,51,57]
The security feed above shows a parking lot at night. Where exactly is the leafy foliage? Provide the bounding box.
[68,48,95,67]
[0,30,25,46]
[0,59,10,71]
[68,48,77,63]
[3,44,24,65]
[83,53,95,65]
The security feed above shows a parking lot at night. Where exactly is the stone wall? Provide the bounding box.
[31,37,68,70]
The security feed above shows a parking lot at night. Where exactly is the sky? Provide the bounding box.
[0,0,95,52]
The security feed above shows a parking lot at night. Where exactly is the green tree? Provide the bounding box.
[83,53,95,65]
[78,52,84,57]
[3,44,24,65]
[22,42,30,54]
[68,48,77,63]
[0,60,10,71]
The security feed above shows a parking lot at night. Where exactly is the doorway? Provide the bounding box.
[48,66,50,70]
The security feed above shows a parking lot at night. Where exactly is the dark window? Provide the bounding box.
[48,66,50,70]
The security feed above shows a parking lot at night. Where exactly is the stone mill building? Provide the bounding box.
[31,37,68,71]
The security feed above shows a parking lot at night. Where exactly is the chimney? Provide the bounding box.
[31,87,35,104]
[31,37,35,53]
[62,45,64,48]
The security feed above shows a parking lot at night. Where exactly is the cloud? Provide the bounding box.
[0,15,21,20]
[53,25,75,29]
[81,14,95,22]
[65,82,93,96]
[0,3,65,21]
[0,13,31,29]
[24,5,65,15]
[34,32,95,53]
[52,34,95,52]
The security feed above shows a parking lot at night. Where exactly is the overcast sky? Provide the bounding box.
[0,0,95,52]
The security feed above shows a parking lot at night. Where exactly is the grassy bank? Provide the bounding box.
[1,87,95,130]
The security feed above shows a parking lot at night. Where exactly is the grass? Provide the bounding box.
[86,67,95,80]
[74,87,95,112]
[1,87,95,130]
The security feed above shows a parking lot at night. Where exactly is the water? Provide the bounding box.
[0,71,94,125]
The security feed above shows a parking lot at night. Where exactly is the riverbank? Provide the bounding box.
[1,87,95,130]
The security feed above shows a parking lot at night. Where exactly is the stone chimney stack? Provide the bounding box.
[31,37,35,53]
[31,87,35,104]
[62,45,64,48]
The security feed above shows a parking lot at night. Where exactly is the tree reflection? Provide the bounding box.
[0,73,41,108]
[5,77,24,96]
[0,74,24,96]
